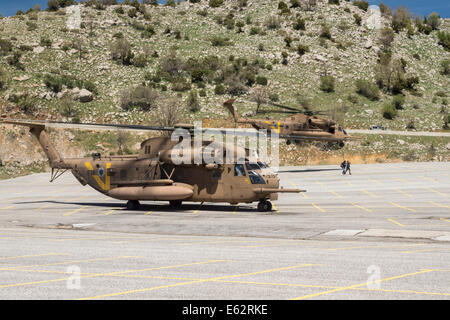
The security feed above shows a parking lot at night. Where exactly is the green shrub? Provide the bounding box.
[249,26,260,35]
[256,76,268,86]
[437,31,450,51]
[40,36,52,48]
[265,15,280,30]
[297,44,309,56]
[26,21,38,31]
[392,6,411,32]
[382,103,397,119]
[442,60,450,75]
[187,90,200,112]
[209,0,224,8]
[128,8,137,18]
[214,84,225,95]
[320,25,332,39]
[133,54,148,68]
[328,0,339,5]
[427,12,441,30]
[115,7,124,14]
[353,14,361,26]
[111,38,134,65]
[172,78,191,92]
[0,68,7,90]
[0,39,13,55]
[210,35,231,46]
[392,94,405,109]
[353,1,369,11]
[356,79,379,101]
[293,18,305,31]
[7,52,25,70]
[320,75,335,92]
[120,85,158,111]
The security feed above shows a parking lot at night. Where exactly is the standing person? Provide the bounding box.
[345,160,351,175]
[340,160,347,175]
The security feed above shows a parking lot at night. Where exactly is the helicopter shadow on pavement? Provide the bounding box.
[15,200,259,213]
[277,168,340,173]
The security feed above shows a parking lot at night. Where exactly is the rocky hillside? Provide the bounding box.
[0,0,449,178]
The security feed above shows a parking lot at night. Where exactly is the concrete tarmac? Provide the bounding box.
[0,162,449,299]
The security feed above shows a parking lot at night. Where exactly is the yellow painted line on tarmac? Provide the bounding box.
[401,248,450,254]
[104,207,122,216]
[292,269,436,300]
[0,205,14,211]
[350,203,372,213]
[193,202,204,214]
[324,243,425,251]
[393,178,409,184]
[425,188,447,197]
[144,210,153,215]
[63,205,89,216]
[429,201,450,209]
[272,203,279,213]
[387,218,404,227]
[315,180,324,187]
[440,218,450,223]
[390,202,417,212]
[290,182,308,198]
[0,259,224,290]
[79,263,317,300]
[311,203,326,213]
[0,256,141,271]
[330,190,343,198]
[0,253,67,261]
[369,179,382,185]
[361,189,378,198]
[393,188,412,198]
[420,176,438,183]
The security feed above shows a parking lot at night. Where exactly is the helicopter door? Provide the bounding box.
[231,164,252,201]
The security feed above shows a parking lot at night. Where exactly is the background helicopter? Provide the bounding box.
[224,99,351,147]
[1,117,303,212]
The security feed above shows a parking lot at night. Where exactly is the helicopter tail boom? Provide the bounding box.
[223,99,241,122]
[1,119,66,169]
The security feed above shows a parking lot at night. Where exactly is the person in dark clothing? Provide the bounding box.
[345,160,351,175]
[340,160,347,175]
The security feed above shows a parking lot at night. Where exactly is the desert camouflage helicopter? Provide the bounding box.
[224,99,351,147]
[1,117,303,212]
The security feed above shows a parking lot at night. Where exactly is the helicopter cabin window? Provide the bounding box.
[234,164,246,177]
[120,169,127,180]
[144,146,151,154]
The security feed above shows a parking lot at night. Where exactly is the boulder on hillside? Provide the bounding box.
[78,89,93,103]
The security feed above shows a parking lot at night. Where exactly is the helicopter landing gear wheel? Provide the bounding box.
[257,200,272,212]
[169,200,183,209]
[126,200,140,210]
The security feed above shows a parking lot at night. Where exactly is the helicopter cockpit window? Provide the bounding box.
[234,164,246,176]
[257,161,268,168]
[248,171,266,184]
[246,163,260,171]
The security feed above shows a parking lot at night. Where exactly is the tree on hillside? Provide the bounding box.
[392,6,412,32]
[427,12,441,30]
[252,86,268,114]
[378,27,394,51]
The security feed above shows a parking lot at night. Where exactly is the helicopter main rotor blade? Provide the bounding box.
[0,118,177,132]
